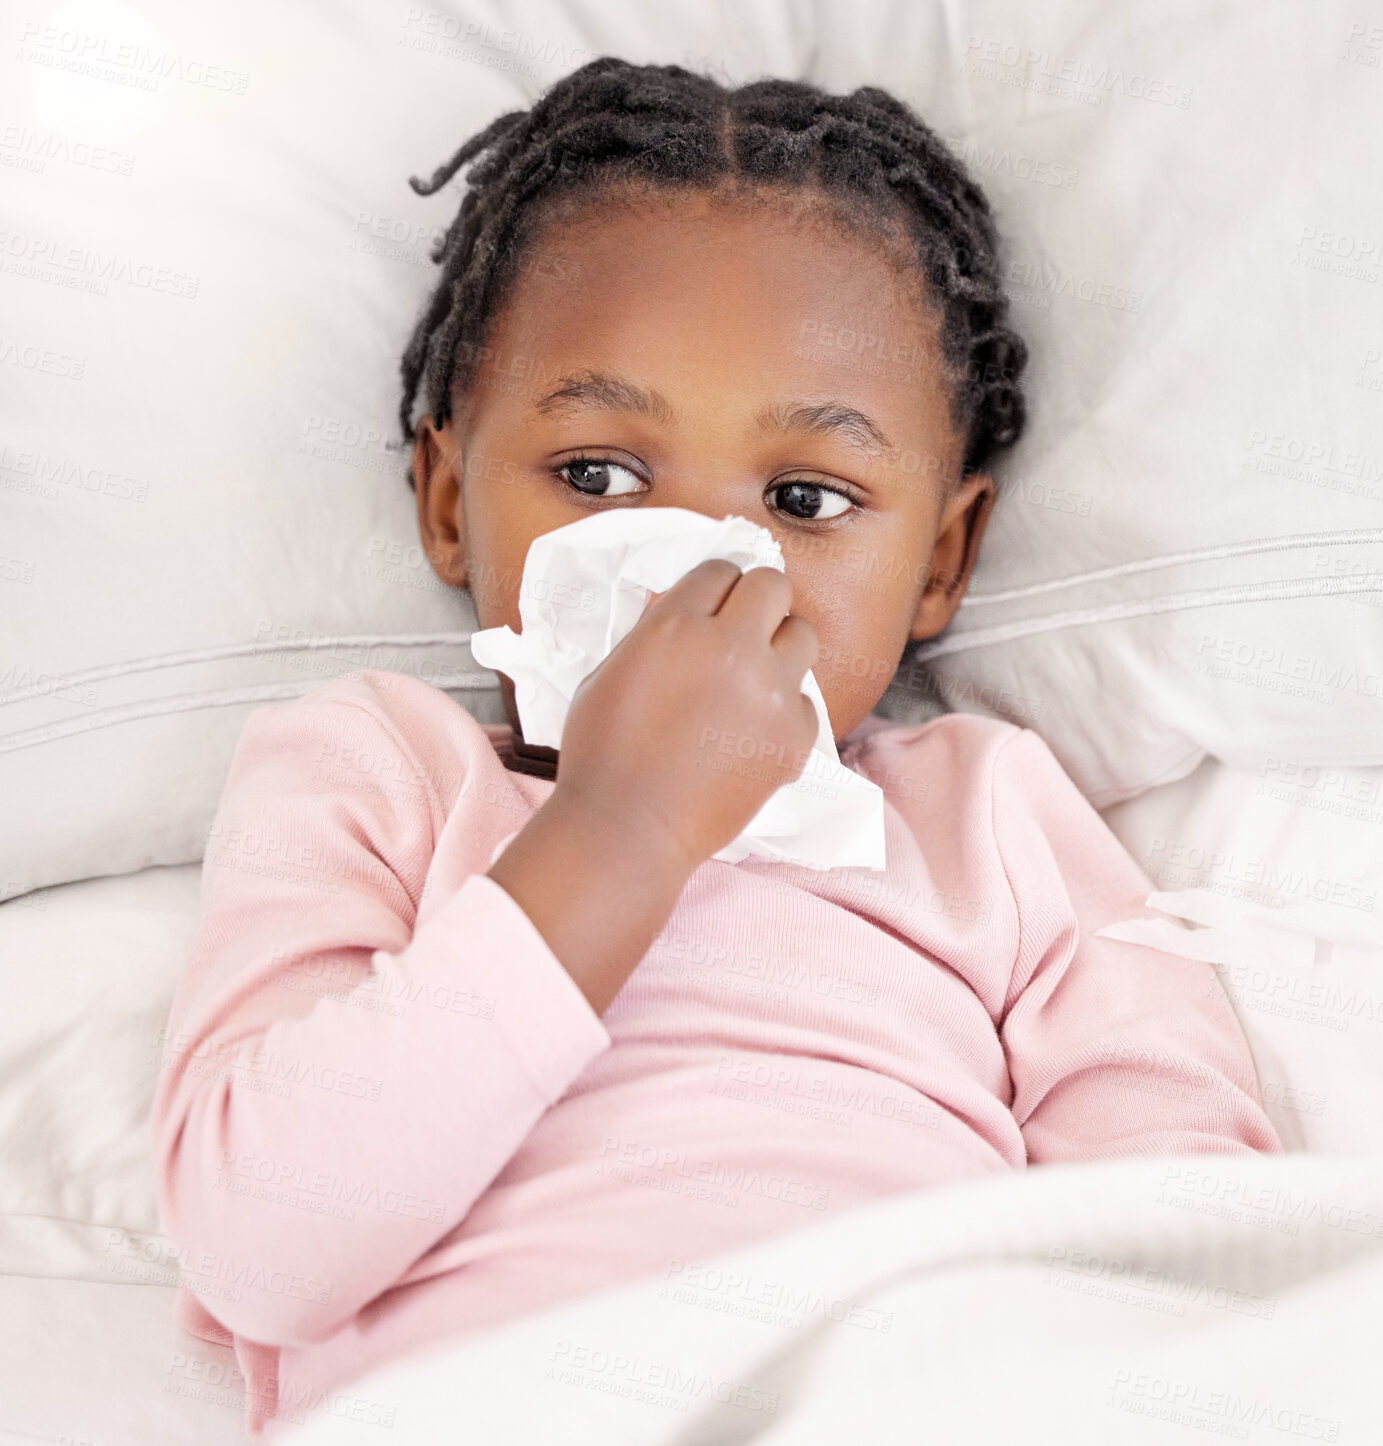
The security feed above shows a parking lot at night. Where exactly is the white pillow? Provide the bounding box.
[831,0,1383,806]
[4,0,1378,902]
[0,0,810,899]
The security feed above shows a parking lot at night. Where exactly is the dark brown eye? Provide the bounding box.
[560,459,642,497]
[772,481,853,520]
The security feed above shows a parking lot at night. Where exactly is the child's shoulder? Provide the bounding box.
[240,668,501,799]
[845,712,1075,807]
[285,667,485,734]
[845,710,1027,771]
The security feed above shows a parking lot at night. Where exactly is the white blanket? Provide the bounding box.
[279,1150,1383,1443]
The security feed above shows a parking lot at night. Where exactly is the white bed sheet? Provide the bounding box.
[0,1275,245,1446]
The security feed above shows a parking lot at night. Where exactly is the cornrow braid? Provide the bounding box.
[399,57,1027,488]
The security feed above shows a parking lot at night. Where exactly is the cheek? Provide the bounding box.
[460,492,524,627]
[810,623,899,695]
[786,583,883,691]
[784,555,916,697]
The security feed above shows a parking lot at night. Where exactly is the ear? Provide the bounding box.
[412,415,468,590]
[908,471,997,641]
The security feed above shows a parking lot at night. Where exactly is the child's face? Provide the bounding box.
[413,188,997,748]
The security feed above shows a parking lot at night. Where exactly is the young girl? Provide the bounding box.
[153,58,1281,1438]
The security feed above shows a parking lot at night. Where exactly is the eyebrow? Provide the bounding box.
[533,370,675,425]
[532,368,895,457]
[757,400,895,458]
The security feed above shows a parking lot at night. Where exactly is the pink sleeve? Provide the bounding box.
[150,690,611,1348]
[990,728,1283,1164]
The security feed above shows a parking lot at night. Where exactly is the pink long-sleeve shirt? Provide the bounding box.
[151,668,1281,1437]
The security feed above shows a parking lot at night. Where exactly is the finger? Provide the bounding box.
[771,613,819,679]
[775,692,820,786]
[716,565,792,640]
[799,692,820,749]
[653,557,745,617]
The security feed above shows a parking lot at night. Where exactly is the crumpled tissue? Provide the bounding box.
[467,507,886,871]
[1094,886,1383,970]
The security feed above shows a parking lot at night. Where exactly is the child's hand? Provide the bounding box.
[490,561,818,1013]
[555,559,820,873]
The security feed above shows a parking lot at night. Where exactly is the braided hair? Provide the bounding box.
[399,57,1027,491]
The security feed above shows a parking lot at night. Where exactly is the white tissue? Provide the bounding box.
[1092,888,1364,969]
[467,507,886,872]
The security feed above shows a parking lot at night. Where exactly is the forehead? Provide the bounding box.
[471,187,961,458]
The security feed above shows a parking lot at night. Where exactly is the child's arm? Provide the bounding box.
[153,561,817,1350]
[150,688,617,1349]
[990,728,1284,1164]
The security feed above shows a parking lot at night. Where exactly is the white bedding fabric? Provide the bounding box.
[1,753,1380,1442]
[272,1151,1383,1445]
